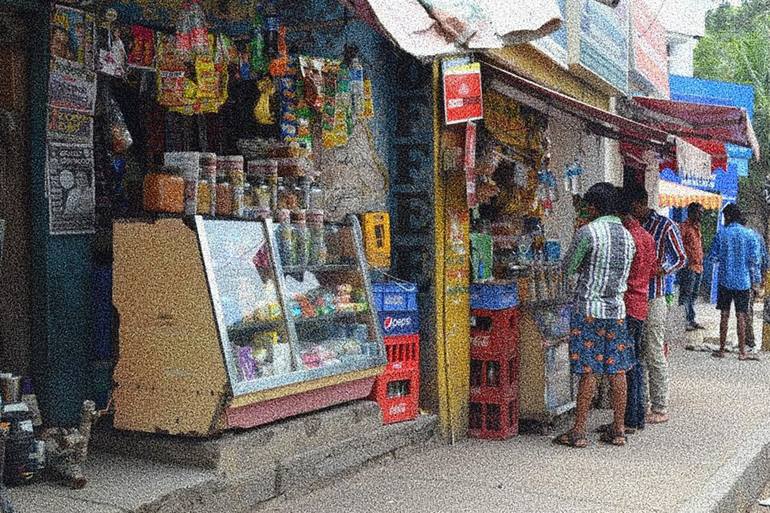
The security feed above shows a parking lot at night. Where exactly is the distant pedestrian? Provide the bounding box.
[739,217,767,351]
[629,188,687,425]
[707,204,761,361]
[556,183,636,448]
[679,203,705,331]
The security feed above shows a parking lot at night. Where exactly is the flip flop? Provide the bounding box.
[596,423,638,435]
[711,351,725,358]
[599,429,626,446]
[553,431,588,449]
[739,354,761,361]
[646,412,669,424]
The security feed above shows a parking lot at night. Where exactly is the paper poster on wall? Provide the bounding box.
[47,107,94,144]
[48,60,97,114]
[46,142,96,235]
[50,4,95,68]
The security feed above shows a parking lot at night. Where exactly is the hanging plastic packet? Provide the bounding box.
[195,54,219,99]
[249,9,267,77]
[350,57,364,117]
[269,25,289,77]
[188,0,210,57]
[128,25,155,69]
[295,79,313,151]
[98,27,127,77]
[321,59,339,148]
[255,76,276,124]
[156,35,190,108]
[278,61,299,143]
[332,64,351,146]
[362,77,374,119]
[564,159,584,196]
[299,55,325,111]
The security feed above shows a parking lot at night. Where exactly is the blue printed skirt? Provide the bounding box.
[569,312,636,375]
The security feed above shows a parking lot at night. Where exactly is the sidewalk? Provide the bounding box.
[260,302,770,513]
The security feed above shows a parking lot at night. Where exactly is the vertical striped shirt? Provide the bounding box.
[566,215,636,319]
[642,211,687,299]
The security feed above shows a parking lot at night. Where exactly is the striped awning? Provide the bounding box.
[658,180,722,210]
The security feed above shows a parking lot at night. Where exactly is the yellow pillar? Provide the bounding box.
[432,60,471,442]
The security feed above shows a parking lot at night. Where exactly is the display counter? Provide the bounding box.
[112,214,386,436]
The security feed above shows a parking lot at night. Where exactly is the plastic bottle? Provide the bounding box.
[350,57,364,116]
[307,210,327,265]
[291,210,309,268]
[276,209,295,266]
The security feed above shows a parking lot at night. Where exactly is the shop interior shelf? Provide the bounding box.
[283,263,358,274]
[227,320,284,341]
[292,310,366,325]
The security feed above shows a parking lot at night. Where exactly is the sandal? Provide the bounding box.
[646,412,669,424]
[739,353,761,361]
[596,423,638,435]
[711,350,726,358]
[553,431,588,448]
[599,429,626,446]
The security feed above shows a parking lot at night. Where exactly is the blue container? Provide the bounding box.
[544,240,561,262]
[372,282,418,312]
[378,311,420,336]
[470,282,519,310]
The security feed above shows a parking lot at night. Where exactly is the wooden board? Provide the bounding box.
[112,218,227,435]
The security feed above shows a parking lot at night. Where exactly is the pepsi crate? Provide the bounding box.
[372,282,418,313]
[470,282,518,311]
[378,310,420,337]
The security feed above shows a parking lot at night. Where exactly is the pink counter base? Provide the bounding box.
[225,377,378,429]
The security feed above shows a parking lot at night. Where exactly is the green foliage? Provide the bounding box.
[694,1,770,224]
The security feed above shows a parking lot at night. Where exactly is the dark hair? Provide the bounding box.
[584,182,620,217]
[624,187,648,206]
[723,203,742,224]
[616,187,631,215]
[688,202,703,217]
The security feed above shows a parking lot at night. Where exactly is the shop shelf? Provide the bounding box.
[384,334,419,371]
[283,263,358,274]
[470,308,520,358]
[470,351,520,399]
[292,310,366,325]
[370,367,419,425]
[468,388,519,440]
[227,320,284,341]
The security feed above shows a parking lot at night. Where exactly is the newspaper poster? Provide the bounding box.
[47,107,93,144]
[50,4,95,68]
[46,142,96,235]
[48,59,96,114]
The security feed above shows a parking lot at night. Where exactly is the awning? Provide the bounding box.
[480,60,673,152]
[659,180,722,210]
[340,0,562,59]
[618,97,760,160]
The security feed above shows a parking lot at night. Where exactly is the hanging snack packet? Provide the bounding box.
[254,76,276,125]
[195,54,219,99]
[156,35,190,109]
[295,79,313,151]
[362,77,374,118]
[299,56,324,111]
[320,59,339,148]
[127,25,155,68]
[331,64,351,147]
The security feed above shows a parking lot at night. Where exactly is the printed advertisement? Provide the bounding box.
[46,142,96,235]
[47,107,93,144]
[443,59,484,125]
[48,59,97,114]
[50,4,95,68]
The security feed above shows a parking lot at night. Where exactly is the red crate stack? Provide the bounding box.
[371,367,420,425]
[468,307,520,440]
[384,334,419,371]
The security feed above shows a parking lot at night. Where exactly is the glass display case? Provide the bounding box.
[197,215,386,398]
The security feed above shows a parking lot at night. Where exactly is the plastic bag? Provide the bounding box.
[254,76,276,124]
[105,90,133,154]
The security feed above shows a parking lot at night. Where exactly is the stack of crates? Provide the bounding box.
[468,283,521,440]
[370,282,420,424]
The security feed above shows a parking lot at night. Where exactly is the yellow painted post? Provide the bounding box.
[432,60,471,442]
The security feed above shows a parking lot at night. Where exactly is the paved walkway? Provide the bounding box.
[261,302,770,513]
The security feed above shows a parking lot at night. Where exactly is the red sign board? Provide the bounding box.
[443,62,484,125]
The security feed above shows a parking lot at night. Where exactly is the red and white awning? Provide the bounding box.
[340,0,562,59]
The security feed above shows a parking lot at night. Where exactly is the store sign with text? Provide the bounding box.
[630,0,669,97]
[443,59,484,125]
[568,0,629,94]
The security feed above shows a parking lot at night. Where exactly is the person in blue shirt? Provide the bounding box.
[740,217,768,350]
[706,204,762,360]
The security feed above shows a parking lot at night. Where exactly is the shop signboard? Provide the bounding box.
[567,0,629,94]
[443,59,484,125]
[46,142,96,235]
[531,0,568,67]
[48,59,97,114]
[630,0,669,98]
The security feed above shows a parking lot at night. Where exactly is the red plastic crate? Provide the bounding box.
[468,388,519,440]
[384,334,420,371]
[470,308,520,358]
[469,351,520,398]
[371,368,419,425]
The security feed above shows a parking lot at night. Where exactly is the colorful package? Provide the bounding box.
[127,25,155,69]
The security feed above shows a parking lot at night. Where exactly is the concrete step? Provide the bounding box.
[13,402,439,513]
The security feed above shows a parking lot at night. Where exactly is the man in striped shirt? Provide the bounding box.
[555,183,636,448]
[629,188,687,425]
